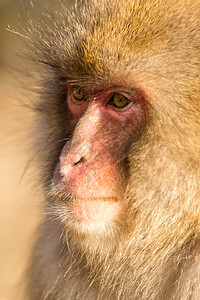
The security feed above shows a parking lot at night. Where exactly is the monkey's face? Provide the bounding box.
[52,83,148,233]
[29,0,199,248]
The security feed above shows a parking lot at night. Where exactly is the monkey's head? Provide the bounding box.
[26,0,200,247]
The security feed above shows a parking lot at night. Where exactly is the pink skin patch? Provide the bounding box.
[69,198,121,223]
[52,83,148,225]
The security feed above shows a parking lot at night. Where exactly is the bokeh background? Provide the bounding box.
[0,1,42,299]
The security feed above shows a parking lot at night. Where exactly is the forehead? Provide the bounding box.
[44,0,197,91]
[64,0,169,80]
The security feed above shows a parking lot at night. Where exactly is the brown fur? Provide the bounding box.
[23,0,200,299]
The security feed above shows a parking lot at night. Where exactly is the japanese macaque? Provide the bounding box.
[23,0,200,299]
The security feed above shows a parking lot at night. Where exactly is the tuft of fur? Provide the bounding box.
[22,0,200,299]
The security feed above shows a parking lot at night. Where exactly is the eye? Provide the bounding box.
[72,87,86,102]
[108,93,131,109]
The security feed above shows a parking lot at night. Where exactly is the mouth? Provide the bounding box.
[55,195,122,225]
[69,197,119,202]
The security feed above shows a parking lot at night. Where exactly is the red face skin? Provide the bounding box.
[53,84,148,226]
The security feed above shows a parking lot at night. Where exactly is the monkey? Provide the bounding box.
[21,0,200,299]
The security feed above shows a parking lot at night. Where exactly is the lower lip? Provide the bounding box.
[68,197,121,224]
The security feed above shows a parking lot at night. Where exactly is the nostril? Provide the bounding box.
[71,157,84,166]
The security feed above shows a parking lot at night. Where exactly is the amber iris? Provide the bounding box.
[72,87,86,101]
[110,93,131,108]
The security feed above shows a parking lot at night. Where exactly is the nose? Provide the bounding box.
[61,140,91,167]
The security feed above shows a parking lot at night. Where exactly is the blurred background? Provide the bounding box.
[0,1,42,299]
